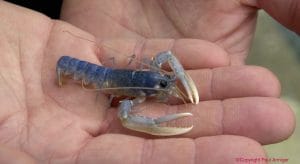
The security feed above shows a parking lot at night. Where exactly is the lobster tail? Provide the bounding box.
[56,56,108,87]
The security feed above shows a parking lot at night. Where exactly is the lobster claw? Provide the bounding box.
[153,51,199,104]
[118,100,193,136]
[176,70,199,104]
[117,50,200,136]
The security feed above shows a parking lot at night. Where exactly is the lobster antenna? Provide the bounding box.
[62,30,169,73]
[63,30,129,66]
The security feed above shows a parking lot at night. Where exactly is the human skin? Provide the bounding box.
[60,0,300,64]
[0,1,296,164]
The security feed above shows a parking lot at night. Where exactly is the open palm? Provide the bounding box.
[0,1,295,164]
[61,0,259,65]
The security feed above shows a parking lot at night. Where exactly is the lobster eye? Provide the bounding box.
[159,80,168,88]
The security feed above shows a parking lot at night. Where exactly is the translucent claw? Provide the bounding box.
[122,122,193,136]
[180,72,199,104]
[154,112,192,124]
[118,100,193,136]
[152,51,199,104]
[120,113,193,136]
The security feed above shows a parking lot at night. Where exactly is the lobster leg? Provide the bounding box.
[56,67,64,87]
[118,97,193,136]
[151,51,199,104]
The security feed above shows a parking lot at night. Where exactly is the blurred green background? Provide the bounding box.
[247,11,300,163]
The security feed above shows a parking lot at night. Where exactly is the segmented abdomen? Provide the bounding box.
[56,56,111,87]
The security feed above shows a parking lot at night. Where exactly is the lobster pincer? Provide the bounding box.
[56,51,199,136]
[150,51,199,105]
[118,98,193,136]
[117,51,199,135]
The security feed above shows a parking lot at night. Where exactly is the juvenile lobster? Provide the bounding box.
[56,51,199,136]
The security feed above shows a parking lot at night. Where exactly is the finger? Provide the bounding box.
[76,134,265,164]
[147,65,279,103]
[190,65,280,101]
[256,0,300,34]
[104,97,295,144]
[222,97,295,144]
[97,39,230,69]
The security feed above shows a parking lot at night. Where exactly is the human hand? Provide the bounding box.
[61,0,259,65]
[60,0,300,63]
[0,1,295,164]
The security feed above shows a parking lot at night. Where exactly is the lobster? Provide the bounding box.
[56,51,199,136]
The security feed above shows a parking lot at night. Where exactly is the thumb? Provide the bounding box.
[257,0,300,34]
